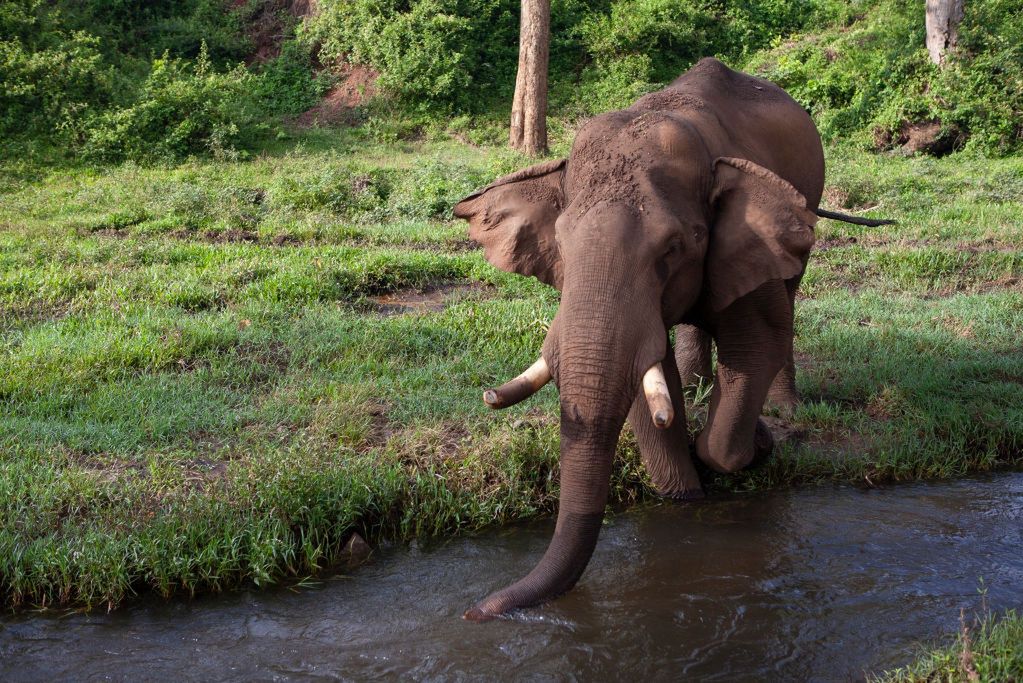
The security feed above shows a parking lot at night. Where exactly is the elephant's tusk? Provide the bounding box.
[483,357,551,409]
[642,363,674,429]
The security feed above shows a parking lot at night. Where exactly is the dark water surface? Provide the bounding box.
[3,474,1022,682]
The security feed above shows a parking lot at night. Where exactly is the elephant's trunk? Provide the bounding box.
[462,419,615,620]
[464,281,666,620]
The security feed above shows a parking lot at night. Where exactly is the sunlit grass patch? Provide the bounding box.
[1,135,1022,609]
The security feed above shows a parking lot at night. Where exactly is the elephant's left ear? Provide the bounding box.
[706,157,818,311]
[453,158,566,289]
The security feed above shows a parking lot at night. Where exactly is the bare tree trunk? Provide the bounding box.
[509,0,549,156]
[925,0,964,66]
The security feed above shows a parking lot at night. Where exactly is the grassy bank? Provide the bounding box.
[1,128,1022,610]
[876,611,1023,682]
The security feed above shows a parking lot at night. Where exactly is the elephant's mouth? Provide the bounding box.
[482,355,675,429]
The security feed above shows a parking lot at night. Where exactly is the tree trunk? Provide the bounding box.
[509,0,549,156]
[925,0,964,66]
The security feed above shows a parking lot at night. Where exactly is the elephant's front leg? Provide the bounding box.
[627,342,703,499]
[696,280,791,473]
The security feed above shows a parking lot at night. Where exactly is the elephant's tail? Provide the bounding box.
[815,208,897,227]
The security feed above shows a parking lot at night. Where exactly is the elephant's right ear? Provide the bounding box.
[453,159,566,289]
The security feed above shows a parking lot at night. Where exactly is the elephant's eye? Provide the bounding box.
[664,238,683,257]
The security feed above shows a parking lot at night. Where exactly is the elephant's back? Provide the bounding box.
[636,58,825,208]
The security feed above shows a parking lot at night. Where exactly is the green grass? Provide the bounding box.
[1,128,1022,610]
[875,610,1023,682]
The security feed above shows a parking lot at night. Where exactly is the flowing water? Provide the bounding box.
[3,474,1022,682]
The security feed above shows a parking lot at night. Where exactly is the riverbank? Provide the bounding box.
[877,610,1023,682]
[2,128,1022,611]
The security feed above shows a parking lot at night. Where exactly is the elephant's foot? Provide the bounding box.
[658,485,705,502]
[694,416,776,474]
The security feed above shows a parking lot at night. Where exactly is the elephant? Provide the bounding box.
[453,57,884,621]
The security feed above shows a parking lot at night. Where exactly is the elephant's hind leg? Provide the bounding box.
[628,341,703,499]
[765,276,802,416]
[765,351,799,416]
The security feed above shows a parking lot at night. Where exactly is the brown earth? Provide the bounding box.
[368,282,493,316]
[294,63,379,127]
[874,119,964,156]
[899,120,963,156]
[235,0,317,64]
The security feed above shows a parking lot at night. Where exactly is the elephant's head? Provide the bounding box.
[453,111,817,620]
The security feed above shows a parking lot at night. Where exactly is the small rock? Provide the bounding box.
[341,532,371,563]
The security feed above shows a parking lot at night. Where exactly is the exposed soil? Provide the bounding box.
[821,185,852,210]
[368,282,493,316]
[270,233,302,247]
[237,0,317,64]
[814,235,1022,253]
[899,120,963,156]
[166,228,259,244]
[760,415,806,445]
[392,422,472,466]
[814,235,859,251]
[875,119,964,156]
[363,401,395,449]
[294,63,378,128]
[977,275,1022,293]
[86,227,132,239]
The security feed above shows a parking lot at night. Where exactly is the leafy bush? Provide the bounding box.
[304,0,519,112]
[0,1,113,141]
[251,41,332,117]
[305,0,831,116]
[262,159,492,221]
[83,44,258,163]
[563,0,830,114]
[265,164,394,217]
[55,0,251,64]
[748,0,1023,154]
[388,159,491,219]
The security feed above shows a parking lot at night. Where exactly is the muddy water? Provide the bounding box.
[3,475,1022,682]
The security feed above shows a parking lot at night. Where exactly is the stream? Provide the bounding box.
[3,474,1021,681]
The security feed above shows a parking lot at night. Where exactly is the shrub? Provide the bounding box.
[83,43,258,163]
[0,1,112,142]
[55,0,251,64]
[748,0,1023,155]
[251,40,332,117]
[565,0,830,115]
[304,0,519,113]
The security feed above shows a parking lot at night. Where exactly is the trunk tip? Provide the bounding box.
[483,389,501,408]
[463,604,498,622]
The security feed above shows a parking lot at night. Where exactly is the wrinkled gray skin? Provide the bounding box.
[454,58,824,620]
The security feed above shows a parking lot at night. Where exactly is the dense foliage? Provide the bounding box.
[0,0,321,162]
[304,0,832,113]
[751,0,1023,154]
[1,0,1020,160]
